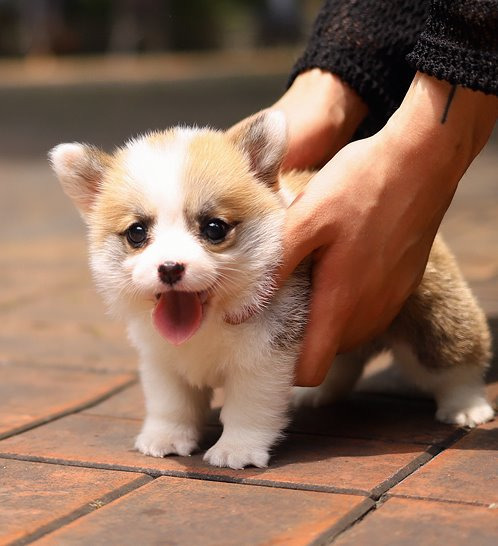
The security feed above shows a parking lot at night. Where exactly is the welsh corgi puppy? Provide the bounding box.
[50,111,493,469]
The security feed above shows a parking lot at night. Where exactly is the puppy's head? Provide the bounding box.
[50,111,287,344]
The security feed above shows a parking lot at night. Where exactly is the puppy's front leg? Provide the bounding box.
[204,360,293,469]
[135,357,211,458]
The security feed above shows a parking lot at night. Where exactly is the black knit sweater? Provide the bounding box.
[290,0,498,135]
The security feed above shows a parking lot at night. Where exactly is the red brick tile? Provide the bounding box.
[0,237,134,371]
[0,414,428,495]
[0,239,87,307]
[83,384,223,421]
[0,458,150,545]
[289,395,457,446]
[0,239,86,269]
[391,419,498,505]
[0,318,135,371]
[83,384,145,420]
[335,497,498,546]
[33,476,373,546]
[0,363,135,439]
[7,283,107,324]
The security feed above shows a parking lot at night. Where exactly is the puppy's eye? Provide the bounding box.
[202,218,230,244]
[125,222,148,248]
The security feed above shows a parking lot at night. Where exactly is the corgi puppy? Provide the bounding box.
[50,111,494,469]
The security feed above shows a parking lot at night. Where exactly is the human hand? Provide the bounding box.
[238,68,367,171]
[279,73,497,386]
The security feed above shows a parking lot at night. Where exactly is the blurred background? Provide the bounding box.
[0,0,496,375]
[0,0,318,56]
[0,0,322,159]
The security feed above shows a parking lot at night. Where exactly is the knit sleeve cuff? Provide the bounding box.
[288,47,410,135]
[407,37,498,96]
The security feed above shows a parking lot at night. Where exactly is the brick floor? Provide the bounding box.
[391,420,498,505]
[334,498,498,546]
[0,364,134,440]
[0,61,497,544]
[0,459,150,545]
[31,478,373,546]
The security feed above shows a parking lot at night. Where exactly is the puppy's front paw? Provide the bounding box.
[135,422,199,458]
[436,398,494,428]
[203,439,270,469]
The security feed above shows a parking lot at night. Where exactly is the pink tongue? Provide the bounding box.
[152,292,203,345]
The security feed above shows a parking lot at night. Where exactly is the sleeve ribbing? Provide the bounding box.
[407,0,498,95]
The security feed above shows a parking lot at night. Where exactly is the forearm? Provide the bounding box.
[383,72,497,190]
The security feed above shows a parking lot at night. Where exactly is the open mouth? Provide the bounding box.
[152,290,210,346]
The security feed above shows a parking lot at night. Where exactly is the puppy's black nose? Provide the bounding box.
[158,262,185,285]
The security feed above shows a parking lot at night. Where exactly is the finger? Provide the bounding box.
[294,261,347,386]
[274,187,328,289]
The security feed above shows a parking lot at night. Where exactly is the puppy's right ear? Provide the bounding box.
[49,143,110,219]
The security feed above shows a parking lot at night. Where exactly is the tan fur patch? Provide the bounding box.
[391,235,491,369]
[182,131,282,250]
[88,130,184,246]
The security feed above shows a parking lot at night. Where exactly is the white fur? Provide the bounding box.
[392,344,494,427]
[128,278,297,468]
[294,343,493,428]
[123,130,191,223]
[49,142,103,217]
[122,131,215,295]
[86,122,297,469]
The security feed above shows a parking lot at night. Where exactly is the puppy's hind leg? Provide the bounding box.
[392,343,494,427]
[389,237,494,428]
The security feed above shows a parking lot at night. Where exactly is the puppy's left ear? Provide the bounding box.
[227,110,287,188]
[49,143,110,220]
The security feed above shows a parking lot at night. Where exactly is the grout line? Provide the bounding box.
[372,425,474,498]
[310,498,376,546]
[315,451,439,544]
[8,474,153,546]
[385,492,497,509]
[314,499,379,546]
[0,378,138,442]
[433,426,471,448]
[324,424,481,542]
[369,448,439,500]
[0,453,370,497]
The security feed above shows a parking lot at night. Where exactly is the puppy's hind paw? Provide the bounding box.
[203,441,270,469]
[436,399,494,428]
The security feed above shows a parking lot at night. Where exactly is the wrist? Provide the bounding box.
[383,73,497,182]
[274,69,368,168]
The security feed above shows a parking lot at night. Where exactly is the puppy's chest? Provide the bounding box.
[129,267,310,387]
[131,313,275,387]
